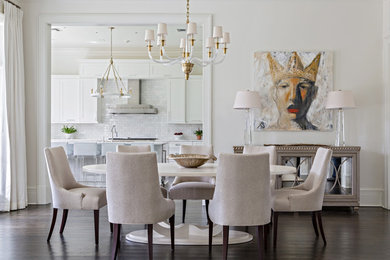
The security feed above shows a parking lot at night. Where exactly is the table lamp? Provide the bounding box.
[325,90,356,146]
[233,90,261,145]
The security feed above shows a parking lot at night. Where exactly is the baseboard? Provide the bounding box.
[27,185,52,205]
[360,188,384,207]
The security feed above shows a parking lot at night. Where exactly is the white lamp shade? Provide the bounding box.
[233,90,261,109]
[213,26,223,38]
[186,22,197,35]
[144,29,155,42]
[179,38,186,49]
[205,37,214,48]
[221,32,231,44]
[325,90,356,109]
[157,23,168,35]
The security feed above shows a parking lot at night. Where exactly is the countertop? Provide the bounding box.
[51,138,204,145]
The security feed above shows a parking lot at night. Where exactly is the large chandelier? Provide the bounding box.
[144,0,230,80]
[91,27,132,98]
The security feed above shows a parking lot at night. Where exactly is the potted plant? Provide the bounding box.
[174,132,184,140]
[194,128,203,140]
[61,125,77,139]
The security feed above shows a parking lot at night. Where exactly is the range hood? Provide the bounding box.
[107,80,158,114]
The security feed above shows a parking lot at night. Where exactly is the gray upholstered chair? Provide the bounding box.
[106,152,175,260]
[116,144,151,153]
[44,146,107,244]
[272,147,332,247]
[169,145,215,223]
[209,153,271,260]
[115,144,167,198]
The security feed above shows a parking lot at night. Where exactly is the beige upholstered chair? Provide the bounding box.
[106,152,175,260]
[169,145,215,223]
[243,145,277,165]
[116,144,151,153]
[272,147,332,247]
[115,144,167,197]
[209,153,271,260]
[44,146,107,244]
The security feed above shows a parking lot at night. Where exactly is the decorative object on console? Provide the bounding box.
[325,90,356,146]
[233,90,261,145]
[144,0,230,80]
[61,125,77,139]
[253,51,333,131]
[193,128,203,140]
[91,27,132,98]
[169,154,217,168]
[174,132,184,140]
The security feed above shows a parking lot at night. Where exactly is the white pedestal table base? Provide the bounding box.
[126,222,253,245]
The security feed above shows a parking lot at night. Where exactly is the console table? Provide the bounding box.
[233,145,361,210]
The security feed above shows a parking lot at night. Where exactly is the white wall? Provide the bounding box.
[22,0,384,206]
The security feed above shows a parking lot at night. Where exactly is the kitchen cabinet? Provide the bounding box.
[150,63,182,78]
[167,76,203,124]
[51,76,100,124]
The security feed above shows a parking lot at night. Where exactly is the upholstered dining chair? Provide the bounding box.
[209,153,271,260]
[116,144,151,153]
[243,145,277,165]
[115,144,167,198]
[44,146,107,244]
[272,147,332,247]
[168,145,215,223]
[106,152,175,260]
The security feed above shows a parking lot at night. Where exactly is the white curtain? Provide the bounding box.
[0,1,27,211]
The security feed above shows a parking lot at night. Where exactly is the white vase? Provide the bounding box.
[64,133,75,139]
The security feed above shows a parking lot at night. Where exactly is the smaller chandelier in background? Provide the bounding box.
[91,27,132,98]
[144,0,230,80]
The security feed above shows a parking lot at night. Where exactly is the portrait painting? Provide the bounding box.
[253,51,333,131]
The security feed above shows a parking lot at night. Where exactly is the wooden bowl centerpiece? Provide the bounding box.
[169,154,217,168]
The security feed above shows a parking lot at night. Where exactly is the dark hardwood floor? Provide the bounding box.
[0,203,389,259]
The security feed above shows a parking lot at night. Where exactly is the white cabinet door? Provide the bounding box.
[60,78,80,123]
[167,79,186,123]
[79,79,99,123]
[51,78,61,123]
[186,77,203,123]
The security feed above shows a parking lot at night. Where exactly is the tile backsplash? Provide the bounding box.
[51,79,202,140]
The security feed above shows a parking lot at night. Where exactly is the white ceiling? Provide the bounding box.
[51,25,203,49]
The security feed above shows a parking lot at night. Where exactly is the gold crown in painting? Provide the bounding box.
[266,52,321,83]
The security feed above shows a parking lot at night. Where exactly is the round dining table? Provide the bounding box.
[82,162,296,245]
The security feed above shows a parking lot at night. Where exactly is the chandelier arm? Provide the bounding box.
[161,47,183,62]
[112,63,128,92]
[148,50,182,65]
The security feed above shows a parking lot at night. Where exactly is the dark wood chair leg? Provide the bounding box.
[273,212,279,249]
[258,225,265,260]
[223,225,229,260]
[264,224,268,251]
[209,220,213,252]
[312,211,319,237]
[47,208,58,242]
[205,200,211,224]
[270,209,273,226]
[316,211,327,245]
[148,224,153,260]
[111,224,121,260]
[182,200,187,223]
[110,222,113,233]
[169,215,175,252]
[94,210,99,245]
[59,209,68,234]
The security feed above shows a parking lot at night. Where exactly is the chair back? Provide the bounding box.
[209,153,271,226]
[180,145,214,163]
[243,145,277,165]
[117,145,151,153]
[44,146,79,190]
[106,152,170,224]
[301,147,332,192]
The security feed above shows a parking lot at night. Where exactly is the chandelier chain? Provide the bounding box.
[186,0,190,24]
